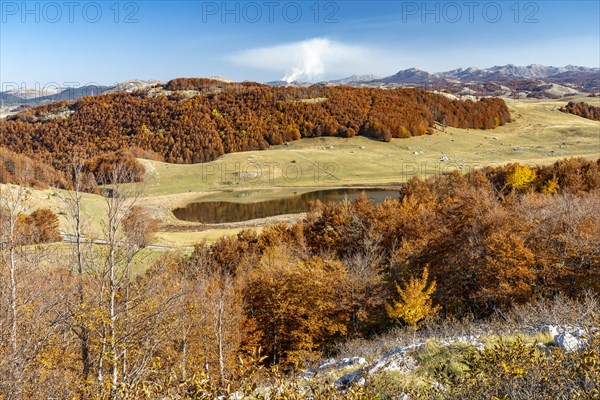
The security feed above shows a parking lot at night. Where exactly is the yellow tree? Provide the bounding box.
[505,164,537,192]
[541,176,560,194]
[386,267,441,330]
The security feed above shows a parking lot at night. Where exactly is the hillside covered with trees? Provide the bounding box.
[0,80,511,178]
[0,147,68,189]
[0,157,597,398]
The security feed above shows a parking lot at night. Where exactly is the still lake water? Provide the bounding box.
[172,188,400,224]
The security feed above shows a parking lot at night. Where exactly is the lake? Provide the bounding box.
[172,188,400,224]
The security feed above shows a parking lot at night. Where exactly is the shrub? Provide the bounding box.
[84,149,146,184]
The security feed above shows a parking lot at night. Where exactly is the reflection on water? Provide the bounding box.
[172,189,400,224]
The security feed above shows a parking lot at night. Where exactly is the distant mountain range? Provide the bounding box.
[1,85,112,106]
[442,64,595,81]
[2,65,598,110]
[319,64,598,86]
[0,80,163,107]
[330,74,382,84]
[320,64,599,98]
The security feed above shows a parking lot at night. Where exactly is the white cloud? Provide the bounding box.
[228,38,390,82]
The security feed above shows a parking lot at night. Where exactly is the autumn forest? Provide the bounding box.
[0,79,598,399]
[1,79,510,187]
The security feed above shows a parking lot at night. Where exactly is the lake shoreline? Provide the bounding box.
[172,187,403,224]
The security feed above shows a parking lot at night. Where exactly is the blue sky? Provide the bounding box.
[1,0,599,86]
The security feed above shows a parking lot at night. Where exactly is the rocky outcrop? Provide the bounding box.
[555,332,587,352]
[539,324,591,353]
[313,324,595,392]
[333,346,420,390]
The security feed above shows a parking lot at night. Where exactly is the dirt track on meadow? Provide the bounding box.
[161,212,306,232]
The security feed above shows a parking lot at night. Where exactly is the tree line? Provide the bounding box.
[560,101,600,121]
[0,146,150,190]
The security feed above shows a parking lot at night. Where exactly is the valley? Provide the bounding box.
[4,95,598,248]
